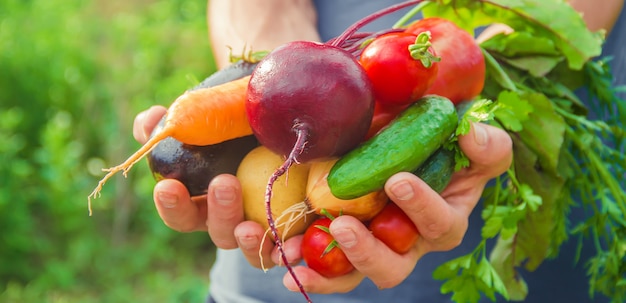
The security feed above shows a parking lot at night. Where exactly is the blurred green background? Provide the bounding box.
[0,0,219,302]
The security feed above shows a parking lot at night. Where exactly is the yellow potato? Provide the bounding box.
[237,146,314,241]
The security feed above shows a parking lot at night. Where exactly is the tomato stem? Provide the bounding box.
[320,208,337,220]
[321,239,340,258]
[408,31,440,68]
[313,224,341,258]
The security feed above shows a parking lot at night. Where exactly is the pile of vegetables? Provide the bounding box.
[88,0,626,302]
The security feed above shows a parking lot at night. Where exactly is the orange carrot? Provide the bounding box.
[87,75,252,214]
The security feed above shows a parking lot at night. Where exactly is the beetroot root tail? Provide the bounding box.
[265,125,312,303]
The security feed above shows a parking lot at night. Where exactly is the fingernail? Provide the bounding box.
[237,235,258,250]
[157,191,178,208]
[136,110,147,123]
[214,185,236,206]
[473,123,488,146]
[333,228,357,249]
[390,180,414,201]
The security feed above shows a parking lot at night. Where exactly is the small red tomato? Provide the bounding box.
[405,17,486,104]
[301,217,355,278]
[359,31,439,107]
[369,202,419,254]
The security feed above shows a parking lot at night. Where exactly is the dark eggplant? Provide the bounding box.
[192,59,258,90]
[147,60,259,196]
[148,120,259,196]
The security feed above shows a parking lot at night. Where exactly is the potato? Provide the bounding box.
[237,146,314,241]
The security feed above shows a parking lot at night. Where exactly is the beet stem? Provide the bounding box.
[265,125,312,303]
[337,28,405,57]
[329,0,423,48]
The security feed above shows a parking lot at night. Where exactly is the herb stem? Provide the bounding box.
[564,126,626,215]
[482,48,518,92]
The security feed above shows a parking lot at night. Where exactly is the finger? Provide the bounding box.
[271,234,304,266]
[457,122,512,178]
[153,179,207,232]
[283,265,364,294]
[442,122,512,214]
[133,105,167,144]
[329,215,419,289]
[385,172,467,252]
[206,174,245,249]
[234,221,277,269]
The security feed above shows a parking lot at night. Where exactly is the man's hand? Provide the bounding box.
[281,122,512,293]
[134,106,512,293]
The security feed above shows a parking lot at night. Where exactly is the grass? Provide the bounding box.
[0,0,219,302]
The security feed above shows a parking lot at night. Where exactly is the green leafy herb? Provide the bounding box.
[421,0,603,68]
[433,242,510,303]
[447,99,499,170]
[397,1,626,303]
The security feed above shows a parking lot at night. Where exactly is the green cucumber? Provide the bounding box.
[413,147,456,193]
[327,95,458,199]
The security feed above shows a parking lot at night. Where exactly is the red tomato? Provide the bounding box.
[405,17,485,104]
[368,202,419,254]
[359,31,439,107]
[301,217,355,278]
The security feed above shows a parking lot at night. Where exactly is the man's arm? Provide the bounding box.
[478,0,624,43]
[208,0,321,69]
[569,0,624,33]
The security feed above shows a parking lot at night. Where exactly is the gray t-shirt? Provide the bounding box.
[208,1,625,302]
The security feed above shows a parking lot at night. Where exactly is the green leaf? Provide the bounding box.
[449,99,499,170]
[486,260,510,299]
[424,0,603,69]
[440,276,466,294]
[476,257,510,300]
[499,223,518,240]
[517,92,566,173]
[435,247,510,303]
[494,90,533,132]
[476,258,493,286]
[511,137,564,270]
[518,183,542,211]
[446,278,483,303]
[434,254,473,280]
[480,31,560,57]
[406,1,626,302]
[481,216,503,238]
[500,56,564,78]
[490,236,530,300]
[457,99,498,135]
[481,32,566,77]
[483,49,519,92]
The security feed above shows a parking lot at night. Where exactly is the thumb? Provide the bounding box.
[133,105,167,144]
[458,122,512,177]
